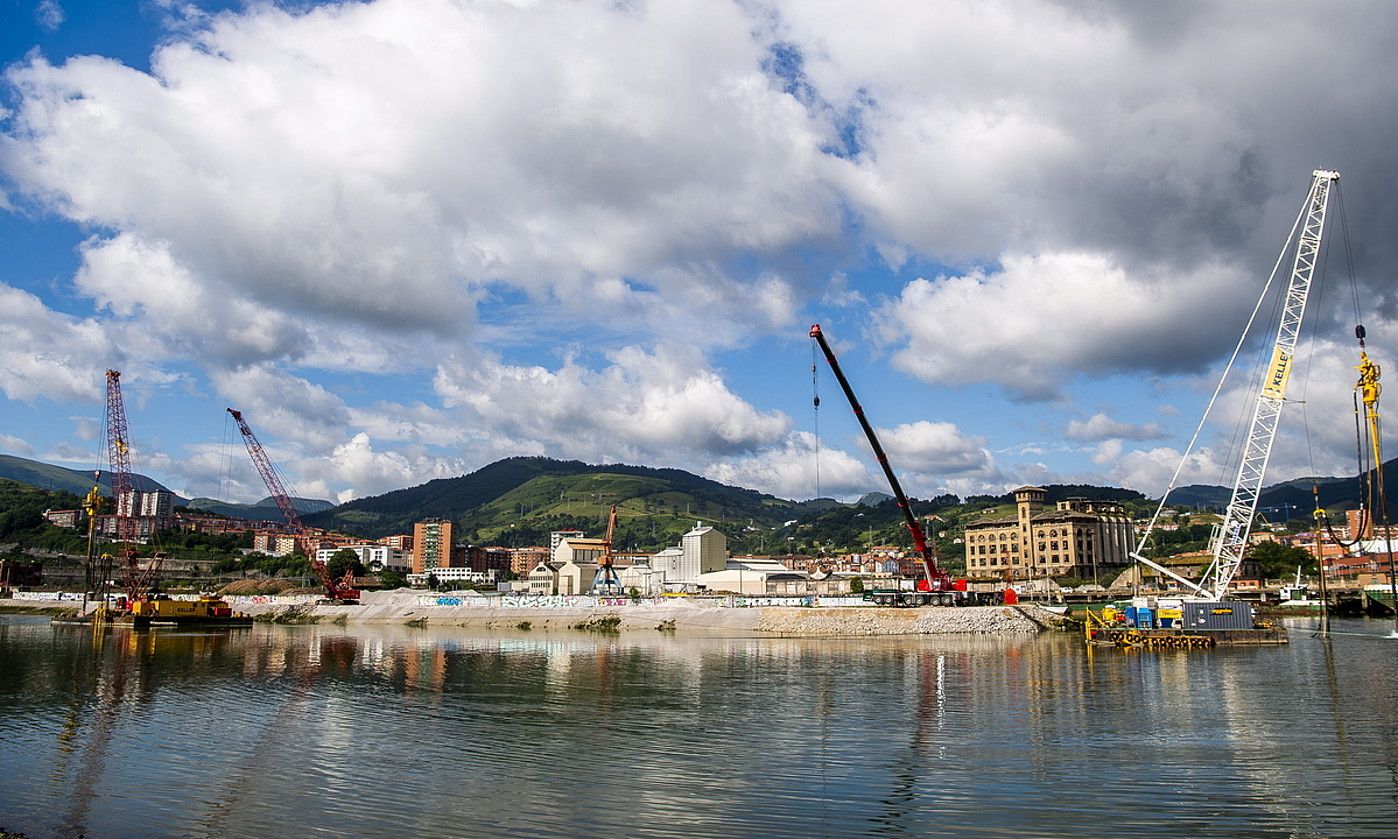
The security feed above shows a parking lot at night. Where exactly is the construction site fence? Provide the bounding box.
[5,590,87,602]
[414,594,872,609]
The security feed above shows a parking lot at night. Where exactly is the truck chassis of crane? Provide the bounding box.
[864,589,1006,607]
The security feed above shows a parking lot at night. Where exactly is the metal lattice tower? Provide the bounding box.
[104,370,134,542]
[105,369,147,600]
[105,369,163,601]
[1199,169,1340,599]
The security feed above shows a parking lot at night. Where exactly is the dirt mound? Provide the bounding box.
[219,578,297,596]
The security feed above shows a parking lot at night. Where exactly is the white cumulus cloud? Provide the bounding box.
[706,431,873,500]
[436,346,791,464]
[1066,412,1169,442]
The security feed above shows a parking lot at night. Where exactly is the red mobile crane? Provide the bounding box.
[809,324,1010,607]
[227,407,360,604]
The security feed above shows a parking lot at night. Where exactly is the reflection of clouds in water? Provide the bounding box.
[4,621,1396,837]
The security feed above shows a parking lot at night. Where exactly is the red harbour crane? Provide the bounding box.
[592,504,623,593]
[227,407,359,604]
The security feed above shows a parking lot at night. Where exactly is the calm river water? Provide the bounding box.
[0,615,1394,838]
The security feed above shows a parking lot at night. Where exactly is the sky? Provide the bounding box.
[2,0,1397,507]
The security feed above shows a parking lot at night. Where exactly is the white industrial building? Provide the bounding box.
[315,543,410,572]
[408,567,497,587]
[648,547,684,584]
[552,536,607,566]
[527,561,562,595]
[634,524,729,592]
[520,524,840,596]
[695,556,816,595]
[617,564,666,595]
[549,530,585,553]
[682,524,727,579]
[557,559,598,595]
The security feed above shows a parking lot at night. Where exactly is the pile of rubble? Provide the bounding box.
[755,605,1047,636]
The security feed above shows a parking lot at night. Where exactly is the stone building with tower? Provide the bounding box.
[963,486,1134,583]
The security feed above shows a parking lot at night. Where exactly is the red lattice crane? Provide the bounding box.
[227,407,359,603]
[106,369,159,603]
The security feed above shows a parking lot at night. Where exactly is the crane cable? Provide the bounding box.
[812,339,822,500]
[1308,183,1378,551]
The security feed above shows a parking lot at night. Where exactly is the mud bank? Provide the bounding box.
[0,601,79,616]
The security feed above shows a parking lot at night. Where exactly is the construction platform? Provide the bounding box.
[1088,625,1288,650]
[1084,598,1289,649]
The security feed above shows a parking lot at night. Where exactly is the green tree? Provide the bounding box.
[326,548,365,581]
[379,568,408,589]
[849,577,865,594]
[1248,541,1315,579]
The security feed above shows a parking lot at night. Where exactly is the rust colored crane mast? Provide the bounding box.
[227,407,359,603]
[600,504,622,592]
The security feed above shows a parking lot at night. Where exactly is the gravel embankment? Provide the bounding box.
[756,605,1052,636]
[234,590,1057,637]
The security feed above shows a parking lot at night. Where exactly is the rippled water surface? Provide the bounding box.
[1,615,1395,838]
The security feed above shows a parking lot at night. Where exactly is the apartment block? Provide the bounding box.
[412,518,454,574]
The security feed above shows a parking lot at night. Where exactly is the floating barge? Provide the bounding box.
[1085,598,1288,649]
[51,593,253,629]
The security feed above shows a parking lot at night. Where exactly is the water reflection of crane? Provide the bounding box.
[55,628,141,836]
[199,630,356,835]
[870,649,952,834]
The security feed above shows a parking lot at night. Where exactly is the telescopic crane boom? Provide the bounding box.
[809,324,949,592]
[227,407,358,603]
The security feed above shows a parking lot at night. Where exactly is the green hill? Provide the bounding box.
[185,496,335,520]
[0,453,333,522]
[0,478,87,553]
[0,453,176,498]
[302,456,805,551]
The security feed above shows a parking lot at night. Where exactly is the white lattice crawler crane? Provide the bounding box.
[1093,169,1344,648]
